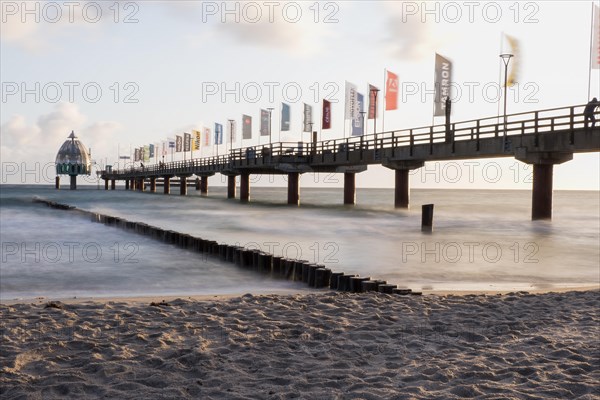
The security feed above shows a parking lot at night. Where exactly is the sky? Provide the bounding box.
[1,0,599,189]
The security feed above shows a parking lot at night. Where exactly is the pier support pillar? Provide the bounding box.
[200,176,208,196]
[125,179,129,190]
[164,177,171,194]
[227,175,236,199]
[240,173,250,203]
[138,179,145,191]
[383,161,424,209]
[180,176,187,196]
[195,177,201,191]
[55,176,60,190]
[150,177,156,192]
[531,164,553,220]
[111,179,115,190]
[343,172,356,205]
[104,179,109,190]
[516,150,573,221]
[70,175,77,190]
[287,172,300,206]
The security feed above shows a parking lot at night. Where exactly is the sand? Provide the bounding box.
[1,290,599,399]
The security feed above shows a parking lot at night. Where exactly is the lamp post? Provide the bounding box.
[267,107,274,145]
[500,53,513,140]
[370,87,380,134]
[228,119,235,156]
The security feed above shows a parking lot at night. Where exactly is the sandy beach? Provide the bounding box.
[1,290,599,399]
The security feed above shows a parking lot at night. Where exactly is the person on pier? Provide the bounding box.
[584,98,599,129]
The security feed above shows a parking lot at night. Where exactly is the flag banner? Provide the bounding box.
[281,103,291,131]
[303,103,313,132]
[434,53,452,116]
[592,5,600,69]
[322,99,332,129]
[351,93,365,136]
[203,127,211,146]
[184,132,191,152]
[505,34,519,86]
[162,141,167,156]
[385,70,399,110]
[168,139,175,149]
[119,155,131,160]
[344,81,358,120]
[192,130,201,150]
[227,121,237,143]
[215,123,223,145]
[175,135,183,152]
[368,84,379,119]
[134,148,140,161]
[242,115,252,139]
[260,109,269,136]
[149,144,155,158]
[143,145,149,162]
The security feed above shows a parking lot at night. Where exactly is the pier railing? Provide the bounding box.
[106,104,598,178]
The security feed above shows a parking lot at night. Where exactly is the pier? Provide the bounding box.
[102,104,599,220]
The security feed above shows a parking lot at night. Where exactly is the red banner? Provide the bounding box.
[322,99,331,129]
[368,84,378,119]
[385,71,398,111]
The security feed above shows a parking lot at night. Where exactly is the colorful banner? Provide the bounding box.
[134,148,140,161]
[175,135,183,152]
[143,145,149,162]
[322,99,331,129]
[149,144,154,158]
[368,84,379,119]
[303,103,313,132]
[184,133,191,152]
[281,103,291,131]
[242,115,252,139]
[260,109,269,136]
[192,130,201,150]
[215,123,223,145]
[434,53,452,116]
[505,34,519,86]
[385,70,399,111]
[351,93,365,136]
[593,5,600,69]
[203,127,211,146]
[344,81,358,120]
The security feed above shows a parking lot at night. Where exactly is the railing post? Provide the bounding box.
[569,106,575,144]
[409,129,414,157]
[429,126,433,155]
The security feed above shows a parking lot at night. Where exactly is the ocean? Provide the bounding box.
[1,184,598,300]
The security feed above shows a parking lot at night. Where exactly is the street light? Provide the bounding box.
[228,119,235,155]
[267,107,274,144]
[370,87,380,134]
[500,53,513,140]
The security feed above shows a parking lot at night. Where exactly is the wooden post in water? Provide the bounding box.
[343,172,356,205]
[69,175,77,190]
[150,177,156,192]
[195,177,201,191]
[104,179,109,190]
[55,176,60,189]
[422,204,434,232]
[240,173,250,202]
[164,177,170,194]
[111,179,116,190]
[227,175,236,199]
[125,179,129,190]
[287,172,300,205]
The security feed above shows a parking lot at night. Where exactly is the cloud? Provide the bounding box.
[1,103,121,166]
[381,2,438,61]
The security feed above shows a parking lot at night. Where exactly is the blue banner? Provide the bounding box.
[351,92,364,136]
[281,103,290,131]
[215,123,223,145]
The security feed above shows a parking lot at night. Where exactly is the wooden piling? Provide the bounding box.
[421,204,434,232]
[350,277,371,293]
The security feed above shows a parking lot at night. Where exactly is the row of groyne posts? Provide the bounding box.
[34,198,420,295]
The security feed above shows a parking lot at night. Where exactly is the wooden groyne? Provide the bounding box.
[33,197,420,295]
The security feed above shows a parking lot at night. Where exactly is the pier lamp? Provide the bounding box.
[370,87,380,134]
[267,108,274,145]
[228,119,235,155]
[500,53,513,140]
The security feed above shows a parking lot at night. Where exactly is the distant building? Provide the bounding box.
[55,131,91,190]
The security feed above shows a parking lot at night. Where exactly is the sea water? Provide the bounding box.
[1,185,598,299]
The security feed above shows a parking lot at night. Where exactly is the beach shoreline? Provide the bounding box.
[2,289,598,399]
